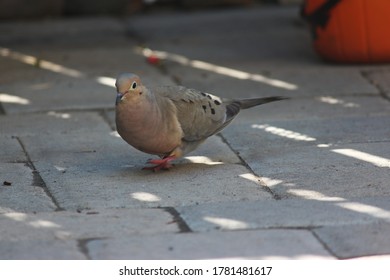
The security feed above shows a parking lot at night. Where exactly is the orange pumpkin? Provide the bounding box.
[303,0,390,63]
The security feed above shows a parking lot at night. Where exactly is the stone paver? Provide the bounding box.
[87,229,333,260]
[176,197,390,231]
[0,5,390,260]
[0,136,56,213]
[1,110,270,211]
[0,208,179,259]
[222,116,390,199]
[0,136,26,163]
[161,62,380,98]
[24,130,271,210]
[365,70,390,99]
[232,96,390,125]
[0,208,179,241]
[313,222,390,259]
[0,239,85,260]
[0,111,110,136]
[129,7,379,98]
[0,163,56,213]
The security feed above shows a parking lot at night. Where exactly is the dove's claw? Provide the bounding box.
[142,156,176,171]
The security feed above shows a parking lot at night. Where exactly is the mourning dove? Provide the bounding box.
[115,73,288,171]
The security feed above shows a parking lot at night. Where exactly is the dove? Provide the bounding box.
[115,73,288,171]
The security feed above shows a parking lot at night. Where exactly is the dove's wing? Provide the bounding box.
[152,86,240,142]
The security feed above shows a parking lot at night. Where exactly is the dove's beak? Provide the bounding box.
[116,92,124,105]
[116,90,130,105]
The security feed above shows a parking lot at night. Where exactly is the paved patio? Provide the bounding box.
[0,5,390,259]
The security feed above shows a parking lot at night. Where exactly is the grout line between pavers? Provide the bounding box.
[309,228,338,259]
[217,133,281,200]
[361,70,390,102]
[0,102,6,115]
[162,207,193,233]
[77,238,106,260]
[14,136,64,212]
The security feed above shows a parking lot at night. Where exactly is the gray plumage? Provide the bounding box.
[115,73,287,170]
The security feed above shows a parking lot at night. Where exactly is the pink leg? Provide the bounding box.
[142,156,176,171]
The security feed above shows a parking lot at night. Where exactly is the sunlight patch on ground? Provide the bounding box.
[287,189,346,201]
[332,148,390,168]
[203,216,249,230]
[261,177,284,187]
[96,76,116,88]
[0,47,116,88]
[136,47,298,90]
[47,111,71,119]
[110,131,121,138]
[185,156,224,165]
[131,192,161,202]
[318,96,360,108]
[252,124,317,142]
[0,47,37,66]
[29,219,61,229]
[337,202,390,220]
[38,60,84,78]
[0,47,84,78]
[239,173,261,184]
[0,93,30,105]
[3,212,28,221]
[54,165,67,173]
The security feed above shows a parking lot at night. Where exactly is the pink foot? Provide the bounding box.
[142,156,176,171]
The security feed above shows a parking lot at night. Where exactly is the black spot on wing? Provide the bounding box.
[214,100,221,105]
[211,108,215,115]
[202,105,207,112]
[226,101,241,119]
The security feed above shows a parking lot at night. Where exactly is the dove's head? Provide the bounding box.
[115,73,145,105]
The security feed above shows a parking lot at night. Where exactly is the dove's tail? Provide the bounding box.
[239,96,288,110]
[225,96,288,120]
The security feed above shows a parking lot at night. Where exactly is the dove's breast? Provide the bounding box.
[115,96,183,156]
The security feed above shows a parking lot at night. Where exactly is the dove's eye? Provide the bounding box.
[131,82,137,90]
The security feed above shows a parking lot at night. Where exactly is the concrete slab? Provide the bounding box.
[313,222,390,259]
[0,239,85,260]
[349,254,390,260]
[0,163,56,213]
[128,7,315,65]
[176,197,390,232]
[7,110,269,210]
[0,72,115,113]
[364,70,390,99]
[14,46,175,87]
[0,17,128,47]
[0,56,47,85]
[1,7,390,261]
[0,111,111,136]
[0,208,179,241]
[162,62,379,99]
[0,46,174,114]
[221,114,390,199]
[235,96,390,122]
[224,115,390,146]
[266,67,379,97]
[268,143,389,199]
[25,130,271,210]
[87,229,333,259]
[128,6,378,97]
[0,135,26,163]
